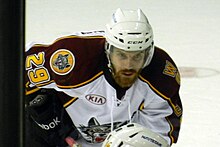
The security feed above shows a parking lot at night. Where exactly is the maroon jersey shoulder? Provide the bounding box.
[140,46,180,98]
[25,36,106,89]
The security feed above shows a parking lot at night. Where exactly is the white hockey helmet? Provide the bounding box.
[102,123,170,147]
[105,8,154,67]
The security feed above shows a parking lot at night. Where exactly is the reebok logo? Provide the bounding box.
[36,117,60,130]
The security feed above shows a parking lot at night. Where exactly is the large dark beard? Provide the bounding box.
[112,68,141,88]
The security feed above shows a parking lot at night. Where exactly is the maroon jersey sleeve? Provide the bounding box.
[25,36,106,94]
[140,46,182,143]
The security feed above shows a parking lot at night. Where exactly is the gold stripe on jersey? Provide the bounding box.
[27,70,103,89]
[25,87,40,95]
[34,80,55,87]
[56,71,103,89]
[138,100,145,110]
[139,75,176,110]
[63,97,78,108]
[139,75,180,144]
[139,75,182,117]
[166,118,175,144]
[25,81,30,88]
[30,71,103,89]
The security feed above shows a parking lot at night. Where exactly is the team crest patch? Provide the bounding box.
[50,49,75,75]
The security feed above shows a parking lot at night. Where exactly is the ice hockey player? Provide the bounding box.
[25,8,182,147]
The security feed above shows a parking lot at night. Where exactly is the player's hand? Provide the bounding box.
[65,136,81,147]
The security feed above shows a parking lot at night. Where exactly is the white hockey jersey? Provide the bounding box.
[25,31,182,146]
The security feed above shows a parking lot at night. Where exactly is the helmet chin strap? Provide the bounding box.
[106,55,114,75]
[105,42,113,72]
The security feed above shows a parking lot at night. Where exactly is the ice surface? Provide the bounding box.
[26,0,220,146]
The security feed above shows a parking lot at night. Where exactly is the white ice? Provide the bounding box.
[26,0,220,146]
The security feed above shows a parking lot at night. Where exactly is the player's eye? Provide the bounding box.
[133,53,144,61]
[117,52,127,59]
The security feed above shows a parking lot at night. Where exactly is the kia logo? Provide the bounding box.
[85,94,106,105]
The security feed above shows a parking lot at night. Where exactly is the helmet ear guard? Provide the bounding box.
[105,8,155,68]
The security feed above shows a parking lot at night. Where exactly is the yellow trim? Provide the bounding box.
[25,81,30,88]
[139,75,176,109]
[35,80,55,87]
[25,87,40,95]
[57,71,103,89]
[139,103,144,110]
[166,118,175,144]
[26,71,103,94]
[139,75,177,144]
[138,100,145,110]
[64,97,78,108]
